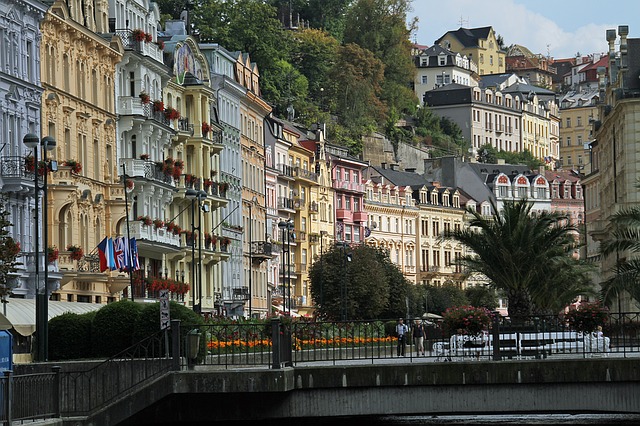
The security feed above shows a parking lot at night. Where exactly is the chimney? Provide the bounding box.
[606,29,617,85]
[390,164,399,171]
[381,162,387,169]
[405,168,416,173]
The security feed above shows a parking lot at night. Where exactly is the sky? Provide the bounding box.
[410,0,640,59]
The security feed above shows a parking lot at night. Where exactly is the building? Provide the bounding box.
[413,44,479,102]
[0,0,50,299]
[200,43,245,316]
[423,84,522,159]
[584,26,640,312]
[434,26,506,75]
[505,44,556,89]
[558,89,599,172]
[237,52,272,318]
[364,164,471,287]
[112,3,178,302]
[40,0,123,303]
[545,169,584,229]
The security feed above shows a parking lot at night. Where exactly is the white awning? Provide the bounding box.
[0,299,104,336]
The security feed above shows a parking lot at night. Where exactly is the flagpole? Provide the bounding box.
[122,164,134,301]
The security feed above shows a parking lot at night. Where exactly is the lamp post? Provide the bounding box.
[186,189,207,314]
[246,196,258,319]
[23,133,56,362]
[278,219,294,315]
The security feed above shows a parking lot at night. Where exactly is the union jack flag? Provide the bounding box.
[113,237,129,271]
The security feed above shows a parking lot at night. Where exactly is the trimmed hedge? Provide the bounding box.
[91,300,143,357]
[48,311,96,360]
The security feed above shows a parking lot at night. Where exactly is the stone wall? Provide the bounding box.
[361,132,432,174]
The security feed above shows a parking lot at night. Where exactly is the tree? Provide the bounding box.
[193,0,291,104]
[308,244,410,320]
[343,0,417,114]
[0,199,21,303]
[442,199,594,317]
[260,59,309,119]
[599,206,640,307]
[422,283,468,316]
[465,285,499,311]
[477,144,498,164]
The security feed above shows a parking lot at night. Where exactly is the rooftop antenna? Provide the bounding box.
[458,16,469,28]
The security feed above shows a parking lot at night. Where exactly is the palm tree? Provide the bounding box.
[599,207,640,307]
[442,199,594,317]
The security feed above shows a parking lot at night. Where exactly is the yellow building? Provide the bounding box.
[435,26,505,75]
[237,52,272,318]
[558,90,599,172]
[162,35,229,314]
[40,0,123,303]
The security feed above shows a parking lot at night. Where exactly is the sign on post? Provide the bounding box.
[159,289,170,330]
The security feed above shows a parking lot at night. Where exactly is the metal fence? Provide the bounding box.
[5,313,640,423]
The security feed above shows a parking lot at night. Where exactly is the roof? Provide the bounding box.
[368,165,429,188]
[435,26,493,48]
[0,299,104,336]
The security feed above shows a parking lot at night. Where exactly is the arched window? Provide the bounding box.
[58,205,73,249]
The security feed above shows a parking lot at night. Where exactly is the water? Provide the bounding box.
[185,414,640,425]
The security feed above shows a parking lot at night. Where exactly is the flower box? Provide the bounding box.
[139,92,150,104]
[137,215,152,226]
[63,160,82,174]
[164,107,180,121]
[153,100,164,112]
[144,33,152,43]
[47,246,59,263]
[67,245,84,261]
[132,29,145,42]
[153,219,164,229]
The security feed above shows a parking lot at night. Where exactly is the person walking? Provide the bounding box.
[396,318,408,356]
[412,319,425,356]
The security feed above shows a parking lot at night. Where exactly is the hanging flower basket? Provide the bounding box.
[137,215,152,226]
[139,92,150,104]
[47,246,59,263]
[172,225,182,235]
[67,245,84,261]
[64,160,82,174]
[132,29,146,42]
[153,100,164,112]
[166,222,176,233]
[164,107,180,121]
[144,32,153,43]
[153,219,164,229]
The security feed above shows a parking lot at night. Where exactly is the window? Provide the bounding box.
[438,55,446,66]
[490,55,494,65]
[421,75,428,84]
[577,116,582,127]
[577,135,582,145]
[566,118,571,128]
[537,187,546,198]
[517,187,527,198]
[566,137,571,146]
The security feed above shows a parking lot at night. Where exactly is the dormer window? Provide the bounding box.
[438,54,446,66]
[420,56,428,67]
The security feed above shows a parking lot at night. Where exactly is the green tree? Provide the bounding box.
[442,199,593,317]
[477,144,498,164]
[599,206,640,307]
[261,59,309,119]
[193,0,291,104]
[0,199,21,303]
[464,285,499,311]
[422,283,468,316]
[309,244,409,320]
[343,0,417,114]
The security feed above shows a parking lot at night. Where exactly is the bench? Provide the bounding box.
[433,332,519,361]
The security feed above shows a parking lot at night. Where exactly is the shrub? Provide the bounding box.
[49,311,96,360]
[442,305,493,336]
[565,302,609,333]
[92,300,143,357]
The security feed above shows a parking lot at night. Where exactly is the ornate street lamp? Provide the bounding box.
[23,133,56,362]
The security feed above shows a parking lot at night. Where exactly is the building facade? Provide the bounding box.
[434,26,505,75]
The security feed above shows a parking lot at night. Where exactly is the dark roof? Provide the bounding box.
[435,26,493,48]
[502,82,555,96]
[367,166,429,188]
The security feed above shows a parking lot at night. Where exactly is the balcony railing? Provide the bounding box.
[276,163,295,179]
[114,29,163,63]
[119,158,175,186]
[0,156,33,191]
[232,286,249,301]
[251,241,273,259]
[332,179,365,193]
[277,197,295,210]
[294,167,318,183]
[177,118,194,136]
[130,221,181,247]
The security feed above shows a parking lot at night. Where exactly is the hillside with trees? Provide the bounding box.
[155,0,460,156]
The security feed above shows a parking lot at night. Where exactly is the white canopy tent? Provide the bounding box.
[0,299,104,336]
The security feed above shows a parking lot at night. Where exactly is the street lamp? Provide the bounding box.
[186,189,207,314]
[278,219,294,315]
[246,196,258,319]
[23,133,56,362]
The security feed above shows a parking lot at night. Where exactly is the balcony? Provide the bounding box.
[0,156,34,192]
[251,241,273,263]
[308,201,319,213]
[130,221,181,248]
[293,166,319,184]
[336,209,353,221]
[293,197,305,210]
[114,29,164,63]
[232,286,250,301]
[308,233,320,244]
[176,117,194,141]
[276,163,295,180]
[294,231,306,243]
[495,124,504,133]
[277,196,295,212]
[295,263,307,273]
[119,158,175,187]
[332,179,365,193]
[352,210,368,223]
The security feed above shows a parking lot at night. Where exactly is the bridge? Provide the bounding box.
[7,317,640,425]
